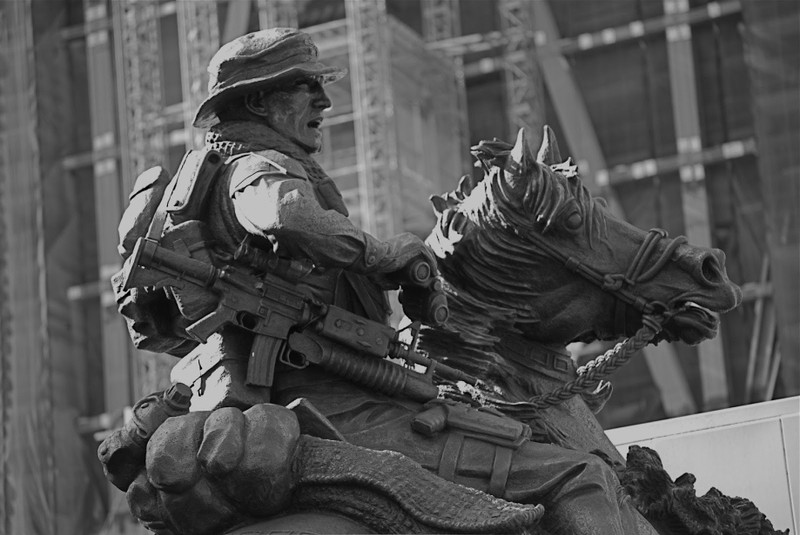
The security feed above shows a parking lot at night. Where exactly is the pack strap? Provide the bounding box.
[145,149,224,241]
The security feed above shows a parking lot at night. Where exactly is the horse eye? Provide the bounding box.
[565,212,583,230]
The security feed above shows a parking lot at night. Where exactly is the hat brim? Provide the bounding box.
[193,62,347,128]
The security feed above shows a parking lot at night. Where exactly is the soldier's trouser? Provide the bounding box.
[274,371,656,535]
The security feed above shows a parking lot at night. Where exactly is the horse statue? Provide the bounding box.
[110,127,785,535]
[419,126,741,462]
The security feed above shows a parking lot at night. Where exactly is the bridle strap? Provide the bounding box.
[485,228,687,413]
[527,227,686,318]
[609,229,686,334]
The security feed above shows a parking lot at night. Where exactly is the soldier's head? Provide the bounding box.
[193,28,346,153]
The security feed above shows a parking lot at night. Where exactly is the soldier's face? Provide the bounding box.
[263,77,331,153]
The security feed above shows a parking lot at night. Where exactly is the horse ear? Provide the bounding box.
[457,174,475,198]
[537,125,562,166]
[430,194,448,214]
[505,128,535,189]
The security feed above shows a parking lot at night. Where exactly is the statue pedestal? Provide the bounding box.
[608,396,800,534]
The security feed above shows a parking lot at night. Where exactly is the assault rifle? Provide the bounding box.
[121,236,477,403]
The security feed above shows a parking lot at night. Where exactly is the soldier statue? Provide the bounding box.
[102,28,672,535]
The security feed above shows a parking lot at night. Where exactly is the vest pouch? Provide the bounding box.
[165,149,225,225]
[159,220,220,321]
[117,166,171,260]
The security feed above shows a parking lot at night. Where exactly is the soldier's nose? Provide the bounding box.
[315,88,332,110]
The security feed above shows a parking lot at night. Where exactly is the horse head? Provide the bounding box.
[427,127,742,349]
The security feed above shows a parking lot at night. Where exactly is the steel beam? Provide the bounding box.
[601,138,756,185]
[112,0,166,189]
[529,0,697,417]
[421,0,469,156]
[421,0,460,42]
[0,0,56,530]
[86,0,134,412]
[528,0,607,195]
[663,0,729,410]
[345,0,397,238]
[429,1,742,57]
[177,0,220,149]
[497,0,545,145]
[111,0,168,398]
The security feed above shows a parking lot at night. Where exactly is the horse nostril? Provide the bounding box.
[699,254,722,285]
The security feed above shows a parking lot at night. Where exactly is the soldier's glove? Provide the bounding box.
[399,279,449,327]
[99,395,300,535]
[365,233,438,290]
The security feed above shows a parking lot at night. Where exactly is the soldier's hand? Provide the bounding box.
[372,233,438,289]
[125,404,300,535]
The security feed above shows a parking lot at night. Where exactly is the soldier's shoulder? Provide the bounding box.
[226,150,308,194]
[228,150,307,178]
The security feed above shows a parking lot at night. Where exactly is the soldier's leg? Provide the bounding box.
[275,375,655,534]
[502,440,657,535]
[333,400,655,535]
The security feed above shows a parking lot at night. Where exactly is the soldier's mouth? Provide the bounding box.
[307,118,323,129]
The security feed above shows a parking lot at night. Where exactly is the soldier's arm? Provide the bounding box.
[230,165,432,276]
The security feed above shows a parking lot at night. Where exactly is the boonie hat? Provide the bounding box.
[193,28,347,128]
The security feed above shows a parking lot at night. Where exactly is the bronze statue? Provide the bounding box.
[102,28,785,535]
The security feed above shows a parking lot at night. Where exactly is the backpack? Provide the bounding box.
[111,149,225,357]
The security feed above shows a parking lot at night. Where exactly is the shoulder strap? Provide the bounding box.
[254,149,308,179]
[228,150,310,196]
[145,172,180,242]
[146,149,225,241]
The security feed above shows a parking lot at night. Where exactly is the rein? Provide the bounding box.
[489,227,686,414]
[491,315,663,416]
[526,227,686,321]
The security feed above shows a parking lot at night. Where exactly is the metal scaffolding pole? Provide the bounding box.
[112,0,167,398]
[421,0,469,153]
[86,0,134,414]
[663,0,730,410]
[529,0,697,416]
[177,0,220,150]
[113,0,167,187]
[345,0,397,239]
[498,0,546,147]
[0,0,56,531]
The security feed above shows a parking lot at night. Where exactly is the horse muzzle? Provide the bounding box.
[658,301,720,345]
[673,244,743,313]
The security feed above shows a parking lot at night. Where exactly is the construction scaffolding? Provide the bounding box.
[0,0,797,533]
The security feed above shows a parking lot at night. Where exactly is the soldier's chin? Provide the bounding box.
[660,306,718,345]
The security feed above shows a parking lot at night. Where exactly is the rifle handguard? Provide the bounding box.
[288,331,439,402]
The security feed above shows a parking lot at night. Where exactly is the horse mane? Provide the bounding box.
[471,139,606,246]
[424,135,609,366]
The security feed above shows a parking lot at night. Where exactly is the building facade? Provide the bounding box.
[0,1,797,533]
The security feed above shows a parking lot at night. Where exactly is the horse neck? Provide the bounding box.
[417,284,573,400]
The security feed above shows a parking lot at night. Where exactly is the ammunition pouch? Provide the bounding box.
[412,400,531,449]
[412,400,531,498]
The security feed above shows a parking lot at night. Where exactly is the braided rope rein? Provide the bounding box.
[491,314,665,418]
